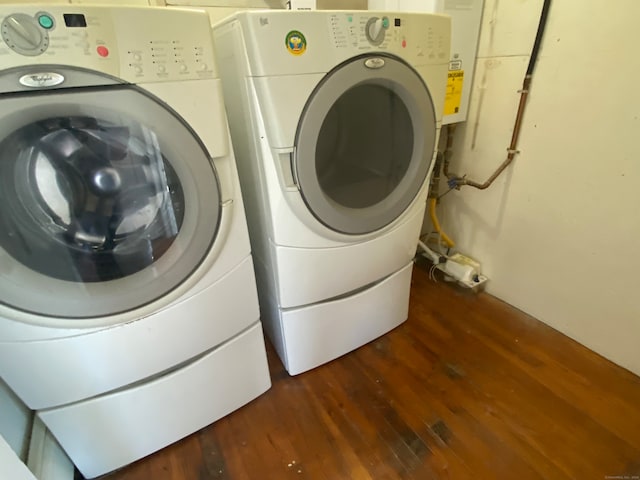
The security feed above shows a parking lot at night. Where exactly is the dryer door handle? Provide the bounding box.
[274,149,299,192]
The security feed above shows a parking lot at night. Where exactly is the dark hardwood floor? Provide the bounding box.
[102,260,640,480]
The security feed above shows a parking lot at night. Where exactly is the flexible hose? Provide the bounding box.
[428,198,455,248]
[417,239,442,264]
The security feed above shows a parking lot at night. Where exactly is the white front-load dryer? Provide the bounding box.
[0,5,270,478]
[213,11,450,375]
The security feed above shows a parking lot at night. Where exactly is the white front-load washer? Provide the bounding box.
[213,11,450,375]
[0,5,270,478]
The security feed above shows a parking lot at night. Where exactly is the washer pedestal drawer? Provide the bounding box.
[38,323,271,479]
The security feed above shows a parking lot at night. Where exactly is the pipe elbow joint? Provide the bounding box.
[448,177,463,189]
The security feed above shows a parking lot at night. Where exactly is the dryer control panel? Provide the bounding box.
[0,5,216,86]
[329,12,448,62]
[225,10,450,77]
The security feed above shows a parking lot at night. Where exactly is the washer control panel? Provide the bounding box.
[1,12,51,56]
[0,6,216,83]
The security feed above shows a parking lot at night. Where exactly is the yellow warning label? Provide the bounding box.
[444,70,464,116]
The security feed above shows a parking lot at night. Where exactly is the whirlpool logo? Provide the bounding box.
[364,58,386,69]
[19,72,65,88]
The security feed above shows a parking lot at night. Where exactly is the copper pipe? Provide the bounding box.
[450,0,550,190]
[428,151,443,198]
[459,75,531,190]
[443,124,457,180]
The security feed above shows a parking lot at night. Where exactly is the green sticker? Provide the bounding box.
[285,30,307,56]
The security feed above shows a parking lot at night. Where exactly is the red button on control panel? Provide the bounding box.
[402,39,407,48]
[96,46,109,57]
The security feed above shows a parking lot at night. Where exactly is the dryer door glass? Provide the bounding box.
[0,85,221,319]
[295,54,437,235]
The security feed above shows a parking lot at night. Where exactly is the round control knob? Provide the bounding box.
[365,16,387,46]
[1,13,49,56]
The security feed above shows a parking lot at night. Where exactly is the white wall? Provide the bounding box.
[434,0,640,375]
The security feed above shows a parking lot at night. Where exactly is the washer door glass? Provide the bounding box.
[0,86,221,319]
[294,54,437,235]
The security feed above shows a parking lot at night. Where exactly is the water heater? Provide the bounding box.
[368,0,484,124]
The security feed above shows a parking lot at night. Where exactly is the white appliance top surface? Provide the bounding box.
[0,5,218,83]
[215,10,450,76]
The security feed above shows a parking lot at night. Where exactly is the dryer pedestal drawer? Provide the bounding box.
[38,323,271,479]
[273,200,425,308]
[279,262,413,375]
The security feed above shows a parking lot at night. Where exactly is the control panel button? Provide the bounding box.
[96,45,109,57]
[157,64,166,73]
[179,64,187,72]
[133,53,142,61]
[37,14,54,29]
